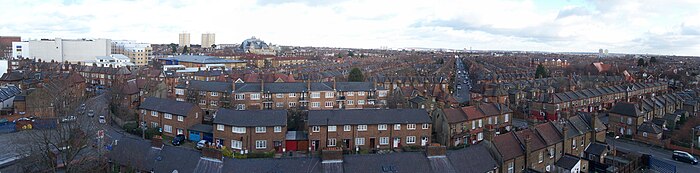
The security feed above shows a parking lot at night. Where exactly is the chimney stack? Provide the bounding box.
[485,124,496,142]
[591,112,599,143]
[524,134,532,170]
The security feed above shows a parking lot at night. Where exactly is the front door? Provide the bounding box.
[369,138,376,148]
[312,140,319,151]
[343,139,351,149]
[393,137,400,148]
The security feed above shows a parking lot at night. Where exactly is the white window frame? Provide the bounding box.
[235,94,245,100]
[250,93,260,100]
[394,124,401,130]
[325,92,334,98]
[177,116,184,122]
[151,111,158,117]
[312,126,320,132]
[357,125,367,131]
[407,136,416,144]
[355,138,365,145]
[505,114,510,122]
[164,113,172,120]
[276,93,283,98]
[211,92,219,96]
[231,140,242,149]
[175,89,184,95]
[407,124,416,130]
[422,124,429,129]
[311,92,320,98]
[288,102,297,107]
[380,137,389,145]
[325,101,333,107]
[347,92,354,96]
[255,140,267,149]
[358,100,365,105]
[328,138,337,147]
[164,125,172,133]
[274,126,282,133]
[328,126,337,132]
[217,124,224,131]
[288,93,296,97]
[232,126,246,134]
[478,119,483,128]
[311,102,320,108]
[378,124,387,131]
[358,91,365,96]
[472,121,476,129]
[276,102,284,108]
[378,91,387,97]
[347,100,354,105]
[255,127,266,133]
[344,125,351,131]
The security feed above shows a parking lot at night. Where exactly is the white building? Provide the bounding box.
[201,33,216,48]
[11,38,111,62]
[112,40,152,66]
[83,54,135,68]
[179,33,191,47]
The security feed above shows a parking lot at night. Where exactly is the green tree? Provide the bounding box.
[637,58,646,67]
[649,56,657,64]
[169,43,177,54]
[535,64,548,78]
[348,68,364,82]
[182,45,189,54]
[347,51,355,57]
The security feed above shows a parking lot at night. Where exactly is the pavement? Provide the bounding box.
[608,136,700,172]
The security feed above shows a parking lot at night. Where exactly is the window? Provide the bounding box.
[344,125,351,131]
[211,101,218,106]
[151,111,158,117]
[255,140,267,149]
[328,126,337,132]
[311,102,320,108]
[407,136,416,144]
[549,148,555,158]
[477,132,483,141]
[422,124,430,129]
[177,116,184,122]
[211,92,219,96]
[378,124,387,130]
[236,104,246,110]
[378,91,387,97]
[505,114,510,122]
[394,124,401,130]
[325,92,334,98]
[508,162,514,173]
[231,140,242,149]
[175,89,184,95]
[643,132,648,137]
[358,100,365,105]
[162,125,172,133]
[325,101,333,107]
[581,138,584,146]
[288,102,296,107]
[232,126,246,133]
[407,124,416,130]
[479,119,483,128]
[380,137,389,145]
[276,93,283,98]
[572,139,577,149]
[494,116,499,124]
[164,113,172,119]
[472,121,476,129]
[199,91,206,96]
[250,93,260,100]
[273,126,282,133]
[151,122,158,128]
[288,93,296,97]
[177,129,183,135]
[217,124,224,131]
[347,100,354,105]
[538,151,544,163]
[328,138,337,146]
[276,102,284,108]
[358,125,367,131]
[235,94,245,100]
[347,92,354,96]
[199,100,206,105]
[355,138,365,145]
[256,127,266,133]
[627,117,632,125]
[358,92,365,96]
[312,126,320,132]
[311,92,320,98]
[488,117,492,124]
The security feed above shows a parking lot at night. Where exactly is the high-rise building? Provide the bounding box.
[0,36,21,59]
[11,38,111,62]
[179,32,190,47]
[112,40,153,66]
[201,33,215,48]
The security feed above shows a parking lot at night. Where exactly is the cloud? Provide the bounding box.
[556,6,592,19]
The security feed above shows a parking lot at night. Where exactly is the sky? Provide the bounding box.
[1,0,699,55]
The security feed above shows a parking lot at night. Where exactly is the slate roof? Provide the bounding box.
[178,80,232,93]
[223,157,323,173]
[213,109,287,127]
[308,109,431,125]
[107,137,159,171]
[443,108,468,123]
[515,129,547,151]
[447,142,498,173]
[330,82,385,91]
[343,152,434,173]
[189,123,214,133]
[585,142,608,156]
[609,102,643,117]
[140,97,197,116]
[555,154,580,170]
[154,146,202,173]
[492,132,524,161]
[534,122,563,145]
[638,122,663,134]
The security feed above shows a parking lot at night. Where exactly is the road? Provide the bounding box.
[608,137,700,172]
[452,57,471,104]
[81,93,127,145]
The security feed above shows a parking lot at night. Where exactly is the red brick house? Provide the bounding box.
[139,97,203,138]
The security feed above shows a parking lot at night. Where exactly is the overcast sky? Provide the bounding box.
[1,0,699,55]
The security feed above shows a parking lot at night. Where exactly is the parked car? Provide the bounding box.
[87,110,94,117]
[172,134,186,146]
[673,150,698,165]
[61,116,77,123]
[98,116,106,124]
[196,140,207,150]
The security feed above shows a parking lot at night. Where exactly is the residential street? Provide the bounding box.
[608,136,700,172]
[453,57,471,104]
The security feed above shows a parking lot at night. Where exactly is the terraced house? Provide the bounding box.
[139,97,204,138]
[175,80,232,122]
[307,109,431,152]
[212,109,287,153]
[433,103,513,147]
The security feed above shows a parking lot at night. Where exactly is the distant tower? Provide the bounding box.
[179,32,190,47]
[201,33,216,48]
[604,49,609,55]
[598,49,604,54]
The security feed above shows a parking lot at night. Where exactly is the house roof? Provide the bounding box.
[178,80,232,93]
[160,55,246,64]
[609,102,644,117]
[556,154,580,170]
[308,109,431,126]
[154,145,203,173]
[223,157,323,173]
[447,142,498,173]
[107,137,159,171]
[493,132,524,161]
[443,108,468,124]
[189,123,214,133]
[140,97,197,116]
[515,129,547,151]
[213,109,287,127]
[584,142,608,156]
[343,152,433,173]
[534,122,563,145]
[638,122,663,134]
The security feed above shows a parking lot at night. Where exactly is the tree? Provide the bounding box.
[535,64,548,78]
[347,51,355,57]
[182,45,189,54]
[169,43,177,54]
[348,68,364,82]
[637,58,646,67]
[650,56,657,64]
